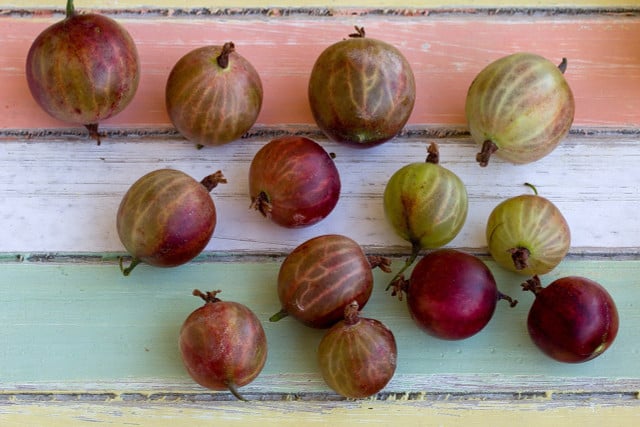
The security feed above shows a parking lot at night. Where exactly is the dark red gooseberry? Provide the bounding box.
[522,275,619,363]
[395,249,516,340]
[249,136,341,228]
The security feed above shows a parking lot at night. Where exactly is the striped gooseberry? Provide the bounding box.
[317,301,397,398]
[179,290,267,400]
[383,143,468,288]
[308,26,416,147]
[486,183,570,276]
[465,52,575,166]
[116,169,226,275]
[166,42,263,146]
[270,234,391,328]
[522,275,618,363]
[25,0,140,144]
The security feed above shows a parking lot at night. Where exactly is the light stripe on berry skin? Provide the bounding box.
[292,243,370,314]
[487,194,570,275]
[468,53,574,164]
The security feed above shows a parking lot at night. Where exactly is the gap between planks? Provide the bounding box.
[2,249,640,266]
[2,124,640,142]
[1,390,639,404]
[2,7,640,19]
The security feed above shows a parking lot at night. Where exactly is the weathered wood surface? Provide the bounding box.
[1,2,640,425]
[2,15,640,130]
[1,258,639,389]
[0,132,638,254]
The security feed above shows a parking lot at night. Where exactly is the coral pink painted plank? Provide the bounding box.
[2,16,640,130]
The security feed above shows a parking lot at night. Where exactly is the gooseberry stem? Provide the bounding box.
[509,246,531,270]
[226,381,247,402]
[200,171,227,192]
[193,289,222,303]
[217,42,235,69]
[385,242,421,292]
[426,142,440,164]
[343,301,361,326]
[250,191,272,218]
[84,123,102,145]
[66,0,75,18]
[367,255,392,273]
[498,291,518,308]
[558,57,568,74]
[349,26,366,38]
[521,275,543,295]
[524,182,539,195]
[119,256,141,276]
[269,308,289,322]
[476,140,498,167]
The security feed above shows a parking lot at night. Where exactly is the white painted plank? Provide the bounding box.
[0,131,637,253]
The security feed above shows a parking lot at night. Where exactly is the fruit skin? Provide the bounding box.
[179,290,267,400]
[317,302,397,398]
[383,144,468,251]
[522,275,619,363]
[249,136,341,228]
[486,187,571,276]
[273,234,388,328]
[25,0,139,143]
[405,249,515,340]
[308,27,416,146]
[117,169,225,273]
[465,52,574,165]
[166,42,263,146]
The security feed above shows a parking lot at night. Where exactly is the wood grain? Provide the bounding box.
[1,4,640,424]
[2,15,640,130]
[0,132,637,253]
[2,399,639,427]
[0,258,638,393]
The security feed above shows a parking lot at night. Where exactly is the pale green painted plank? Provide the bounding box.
[1,258,638,393]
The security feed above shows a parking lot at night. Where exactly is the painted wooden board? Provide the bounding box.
[2,399,639,427]
[1,258,639,424]
[2,15,640,130]
[0,258,638,391]
[2,4,640,425]
[0,132,638,254]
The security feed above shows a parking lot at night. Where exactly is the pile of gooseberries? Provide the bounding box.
[28,5,618,400]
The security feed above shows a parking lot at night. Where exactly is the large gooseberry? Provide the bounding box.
[465,52,575,166]
[486,183,571,276]
[116,169,226,275]
[522,275,619,363]
[166,42,263,146]
[25,0,140,144]
[308,26,416,147]
[249,136,341,228]
[270,234,391,328]
[179,290,268,400]
[317,301,397,398]
[383,143,468,287]
[394,249,516,340]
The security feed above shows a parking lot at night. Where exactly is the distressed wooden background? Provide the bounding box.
[1,0,640,425]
